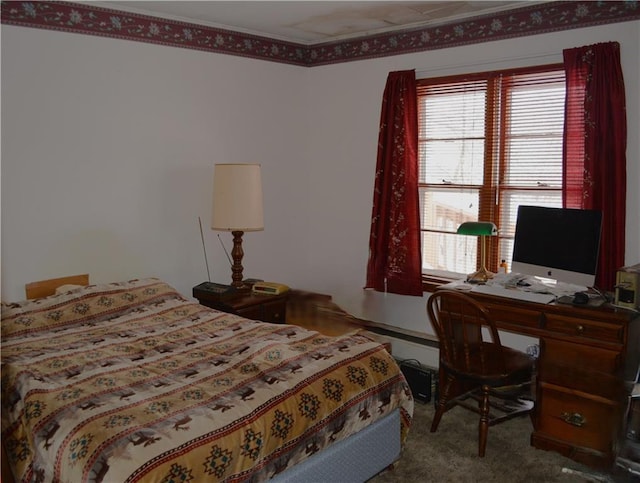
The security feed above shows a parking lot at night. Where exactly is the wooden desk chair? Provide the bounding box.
[427,290,534,457]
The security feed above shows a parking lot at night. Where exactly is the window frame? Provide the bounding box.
[417,63,565,289]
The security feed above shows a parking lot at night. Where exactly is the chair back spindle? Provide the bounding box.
[429,290,507,379]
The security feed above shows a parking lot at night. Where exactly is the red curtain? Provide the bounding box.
[365,70,423,296]
[562,42,627,291]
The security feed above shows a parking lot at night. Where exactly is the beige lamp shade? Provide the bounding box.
[211,164,264,232]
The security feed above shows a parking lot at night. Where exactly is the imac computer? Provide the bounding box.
[511,205,603,289]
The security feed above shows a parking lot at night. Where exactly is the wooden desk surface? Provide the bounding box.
[441,283,635,334]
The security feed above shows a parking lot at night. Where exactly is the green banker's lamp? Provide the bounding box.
[457,221,498,284]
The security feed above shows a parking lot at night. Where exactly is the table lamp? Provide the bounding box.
[211,163,264,289]
[457,221,498,283]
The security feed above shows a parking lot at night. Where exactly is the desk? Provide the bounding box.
[461,289,639,469]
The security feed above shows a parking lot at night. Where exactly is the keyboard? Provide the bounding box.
[470,284,556,304]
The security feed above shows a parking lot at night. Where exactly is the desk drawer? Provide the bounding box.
[544,313,623,345]
[538,382,620,454]
[542,338,621,375]
[484,303,542,331]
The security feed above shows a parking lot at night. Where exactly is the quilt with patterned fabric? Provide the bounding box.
[1,278,413,482]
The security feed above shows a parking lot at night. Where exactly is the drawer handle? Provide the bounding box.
[576,325,584,334]
[561,412,586,427]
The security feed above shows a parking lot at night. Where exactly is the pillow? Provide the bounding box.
[55,284,85,294]
[1,278,185,340]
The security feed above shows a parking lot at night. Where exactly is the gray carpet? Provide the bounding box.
[369,400,623,483]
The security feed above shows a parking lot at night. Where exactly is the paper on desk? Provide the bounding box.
[438,280,473,291]
[620,263,640,274]
[488,273,587,297]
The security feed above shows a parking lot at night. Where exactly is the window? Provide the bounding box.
[417,65,566,279]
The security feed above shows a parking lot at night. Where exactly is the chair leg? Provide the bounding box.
[478,384,490,457]
[431,373,454,432]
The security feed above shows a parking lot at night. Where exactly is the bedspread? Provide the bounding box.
[1,278,413,482]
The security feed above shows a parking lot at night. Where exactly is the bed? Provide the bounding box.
[1,277,413,482]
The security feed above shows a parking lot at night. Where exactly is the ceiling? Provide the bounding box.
[96,1,540,44]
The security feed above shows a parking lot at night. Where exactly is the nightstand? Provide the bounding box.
[193,284,288,324]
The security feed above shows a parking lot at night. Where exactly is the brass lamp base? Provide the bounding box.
[466,266,495,284]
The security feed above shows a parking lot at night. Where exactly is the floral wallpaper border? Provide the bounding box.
[1,1,638,66]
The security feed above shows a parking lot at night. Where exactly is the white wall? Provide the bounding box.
[1,26,310,300]
[2,21,638,361]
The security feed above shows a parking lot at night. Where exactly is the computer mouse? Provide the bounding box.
[572,292,589,305]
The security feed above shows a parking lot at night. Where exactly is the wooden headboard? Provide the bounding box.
[24,274,89,300]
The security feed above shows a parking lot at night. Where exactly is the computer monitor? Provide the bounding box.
[511,205,602,288]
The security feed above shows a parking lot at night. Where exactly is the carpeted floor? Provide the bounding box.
[369,400,628,483]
